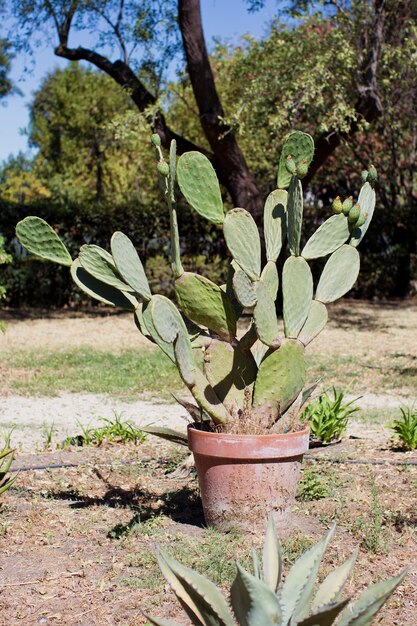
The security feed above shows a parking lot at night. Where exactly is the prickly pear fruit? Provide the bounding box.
[367,164,377,184]
[332,197,343,214]
[348,203,361,224]
[342,197,353,216]
[285,155,296,175]
[355,212,367,228]
[296,159,309,178]
[151,133,161,147]
[361,170,368,183]
[157,161,169,177]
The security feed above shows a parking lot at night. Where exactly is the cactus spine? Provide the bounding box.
[15,131,376,434]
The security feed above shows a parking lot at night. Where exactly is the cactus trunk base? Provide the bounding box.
[187,425,309,533]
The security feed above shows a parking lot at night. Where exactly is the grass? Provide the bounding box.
[1,347,182,397]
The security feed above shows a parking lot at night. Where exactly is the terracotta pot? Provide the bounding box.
[188,425,310,533]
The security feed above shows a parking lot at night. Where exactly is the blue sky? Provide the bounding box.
[0,0,278,163]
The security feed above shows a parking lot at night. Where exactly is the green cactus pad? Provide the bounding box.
[70,259,137,310]
[263,189,287,262]
[282,256,313,338]
[252,340,306,420]
[301,214,350,260]
[277,131,314,189]
[298,300,328,346]
[253,281,279,347]
[174,332,196,387]
[16,216,72,266]
[204,339,257,411]
[175,272,237,341]
[316,244,360,303]
[233,269,257,307]
[287,176,303,256]
[260,261,279,302]
[224,208,261,280]
[150,294,187,343]
[142,301,176,362]
[191,369,231,424]
[177,152,224,224]
[134,304,152,339]
[79,244,132,292]
[110,231,151,301]
[350,182,376,248]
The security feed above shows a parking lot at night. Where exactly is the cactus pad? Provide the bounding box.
[174,332,196,386]
[142,301,176,362]
[316,244,360,303]
[16,217,72,266]
[253,281,280,347]
[260,261,279,302]
[70,259,137,310]
[282,256,313,337]
[252,340,306,420]
[79,245,132,291]
[191,369,231,424]
[204,339,257,411]
[277,131,314,189]
[233,268,257,308]
[175,272,237,341]
[287,176,303,256]
[350,182,376,248]
[263,189,287,262]
[111,231,151,301]
[177,152,224,224]
[301,214,350,260]
[224,208,261,280]
[150,294,187,343]
[298,300,328,346]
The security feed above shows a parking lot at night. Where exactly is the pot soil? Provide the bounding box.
[187,424,310,533]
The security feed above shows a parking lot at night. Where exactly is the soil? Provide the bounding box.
[0,304,416,625]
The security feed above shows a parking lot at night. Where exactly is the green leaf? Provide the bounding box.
[262,515,283,593]
[16,216,72,266]
[70,259,137,310]
[177,152,224,224]
[297,599,350,626]
[230,564,282,626]
[140,426,188,447]
[310,550,357,612]
[111,231,151,300]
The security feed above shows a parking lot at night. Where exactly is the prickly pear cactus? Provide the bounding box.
[15,131,376,435]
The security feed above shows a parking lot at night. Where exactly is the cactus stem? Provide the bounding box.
[168,140,184,278]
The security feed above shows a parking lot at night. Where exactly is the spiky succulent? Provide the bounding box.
[15,131,376,435]
[144,517,407,626]
[0,437,17,496]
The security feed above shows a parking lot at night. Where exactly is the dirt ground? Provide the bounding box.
[0,303,417,625]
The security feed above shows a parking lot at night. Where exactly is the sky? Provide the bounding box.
[0,0,278,163]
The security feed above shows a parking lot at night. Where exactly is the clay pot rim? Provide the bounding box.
[187,423,309,441]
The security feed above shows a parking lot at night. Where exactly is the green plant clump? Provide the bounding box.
[15,130,376,437]
[62,413,146,447]
[144,516,407,626]
[0,434,17,497]
[302,387,361,444]
[389,406,417,451]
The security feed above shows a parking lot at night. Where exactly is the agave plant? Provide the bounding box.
[145,517,407,626]
[0,435,17,496]
[15,131,376,436]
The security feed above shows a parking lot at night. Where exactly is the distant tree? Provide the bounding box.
[0,38,14,99]
[6,0,412,217]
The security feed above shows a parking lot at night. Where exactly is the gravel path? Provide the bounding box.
[1,391,410,452]
[0,393,189,451]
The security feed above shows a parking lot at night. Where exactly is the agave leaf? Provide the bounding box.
[71,259,138,310]
[0,473,18,495]
[337,570,408,626]
[230,564,282,626]
[310,550,358,612]
[142,613,182,626]
[262,514,283,593]
[157,549,235,626]
[252,548,261,580]
[139,426,188,447]
[279,525,336,624]
[297,598,350,626]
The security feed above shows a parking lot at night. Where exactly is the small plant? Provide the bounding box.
[354,475,387,554]
[42,421,56,450]
[145,516,407,626]
[0,434,17,497]
[62,413,146,447]
[302,387,360,444]
[389,406,417,451]
[297,466,330,501]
